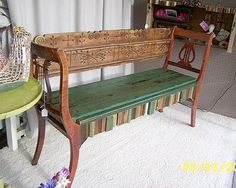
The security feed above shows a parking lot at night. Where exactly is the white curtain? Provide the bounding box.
[102,0,134,80]
[0,0,11,55]
[8,0,134,84]
[7,0,134,137]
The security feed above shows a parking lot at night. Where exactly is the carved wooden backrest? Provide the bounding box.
[33,28,171,76]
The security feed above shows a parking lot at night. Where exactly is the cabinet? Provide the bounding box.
[153,4,192,29]
[146,0,236,53]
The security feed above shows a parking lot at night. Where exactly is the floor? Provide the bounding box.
[0,104,236,188]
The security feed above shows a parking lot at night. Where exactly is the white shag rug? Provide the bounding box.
[0,104,236,188]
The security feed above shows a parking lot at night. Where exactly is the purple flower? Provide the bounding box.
[59,167,70,178]
[52,168,69,183]
[52,173,60,183]
[40,168,70,188]
[39,179,56,188]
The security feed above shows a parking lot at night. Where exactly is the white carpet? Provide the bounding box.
[0,104,236,188]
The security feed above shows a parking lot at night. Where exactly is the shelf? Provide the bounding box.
[154,18,190,28]
[146,1,236,52]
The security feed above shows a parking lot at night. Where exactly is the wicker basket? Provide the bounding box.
[0,26,31,87]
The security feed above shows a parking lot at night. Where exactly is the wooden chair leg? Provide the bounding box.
[191,101,197,127]
[158,108,163,113]
[31,112,46,165]
[68,127,81,188]
[191,88,200,128]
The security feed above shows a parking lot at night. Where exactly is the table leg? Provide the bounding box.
[5,116,18,151]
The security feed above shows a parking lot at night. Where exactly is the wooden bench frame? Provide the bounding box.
[30,27,213,187]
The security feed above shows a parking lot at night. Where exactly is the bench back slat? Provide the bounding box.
[173,27,211,42]
[34,28,171,48]
[33,28,171,76]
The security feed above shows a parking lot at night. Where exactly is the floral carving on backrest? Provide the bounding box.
[158,43,169,54]
[118,42,168,59]
[119,45,144,59]
[34,35,46,46]
[71,47,114,66]
[76,33,86,45]
[70,41,169,68]
[120,31,129,41]
[88,32,101,40]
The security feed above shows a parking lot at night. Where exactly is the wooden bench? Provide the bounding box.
[30,27,213,187]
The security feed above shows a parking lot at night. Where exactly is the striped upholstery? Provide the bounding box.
[80,86,195,143]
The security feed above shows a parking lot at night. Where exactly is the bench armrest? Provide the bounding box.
[31,42,76,134]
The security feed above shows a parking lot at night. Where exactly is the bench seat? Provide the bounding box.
[52,68,197,124]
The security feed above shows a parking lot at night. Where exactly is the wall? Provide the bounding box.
[133,0,147,29]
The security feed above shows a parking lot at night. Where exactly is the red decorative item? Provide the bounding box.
[155,9,167,18]
[177,12,189,22]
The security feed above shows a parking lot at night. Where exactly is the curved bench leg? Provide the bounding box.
[31,112,46,165]
[68,127,81,188]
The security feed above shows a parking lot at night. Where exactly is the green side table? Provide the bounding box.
[0,178,11,188]
[0,77,42,150]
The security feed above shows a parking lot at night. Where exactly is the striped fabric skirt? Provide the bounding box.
[81,86,195,143]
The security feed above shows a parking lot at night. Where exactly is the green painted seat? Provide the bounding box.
[52,68,197,124]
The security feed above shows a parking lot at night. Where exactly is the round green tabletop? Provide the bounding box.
[0,77,42,120]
